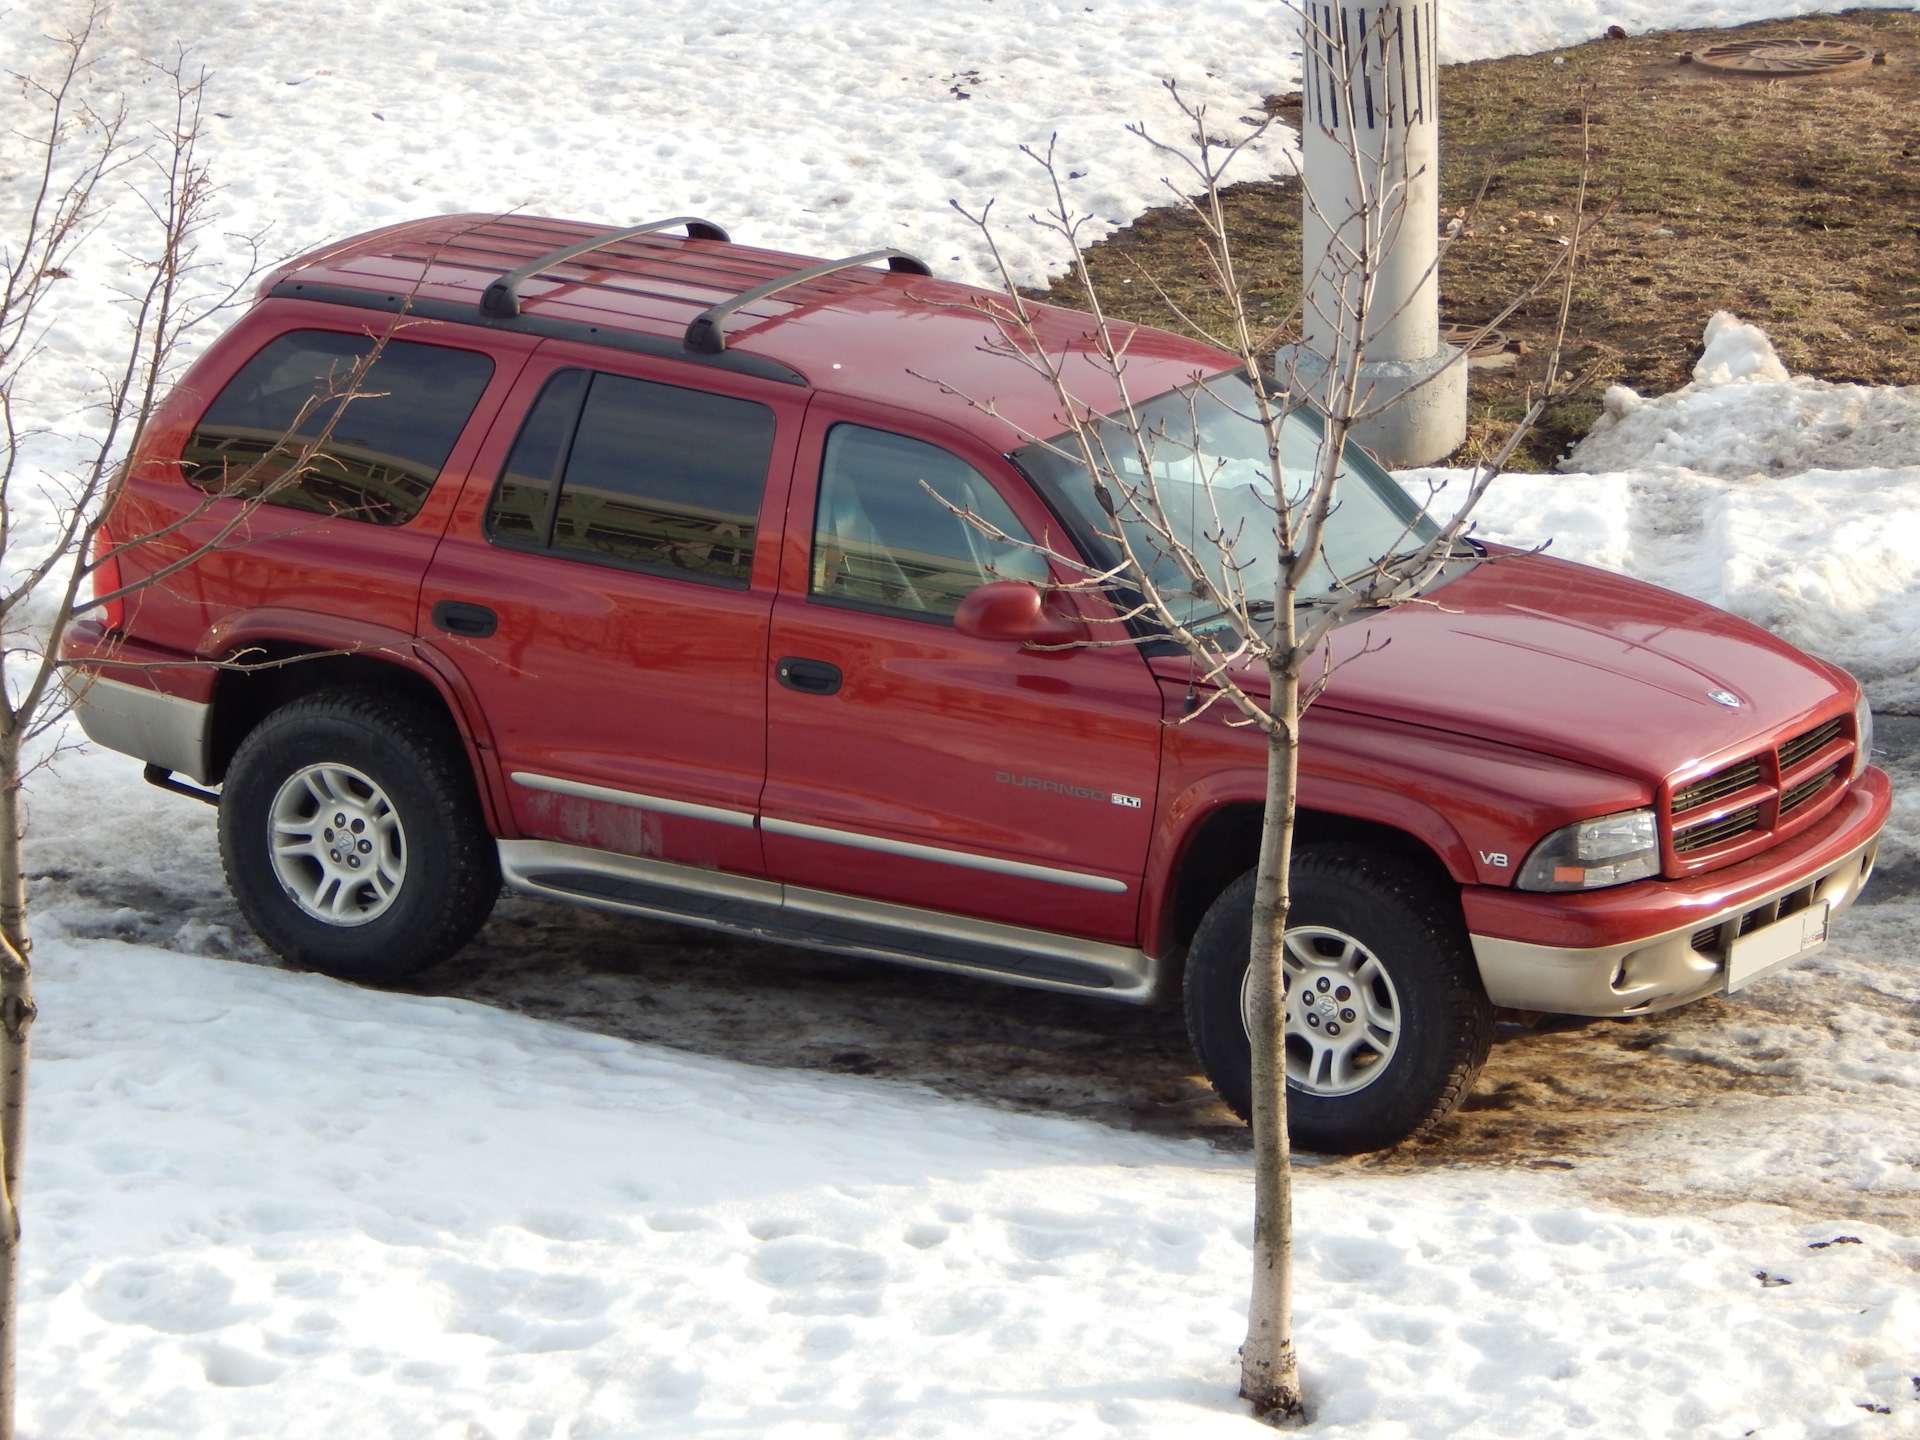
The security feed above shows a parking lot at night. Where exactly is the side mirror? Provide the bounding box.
[953,582,1087,648]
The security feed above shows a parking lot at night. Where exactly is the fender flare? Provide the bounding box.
[198,607,513,836]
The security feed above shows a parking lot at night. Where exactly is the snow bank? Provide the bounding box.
[21,932,1920,1439]
[1402,463,1920,712]
[1566,313,1920,478]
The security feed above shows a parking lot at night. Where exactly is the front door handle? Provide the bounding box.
[432,600,498,638]
[776,656,842,696]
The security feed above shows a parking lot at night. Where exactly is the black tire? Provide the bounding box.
[1184,847,1494,1154]
[218,688,500,984]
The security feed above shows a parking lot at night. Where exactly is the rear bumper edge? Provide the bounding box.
[63,673,213,784]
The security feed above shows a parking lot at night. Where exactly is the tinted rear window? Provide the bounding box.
[184,329,494,525]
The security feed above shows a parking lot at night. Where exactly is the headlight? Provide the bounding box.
[1853,693,1874,781]
[1516,809,1660,892]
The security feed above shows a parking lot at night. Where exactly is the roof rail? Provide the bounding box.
[479,216,729,319]
[683,249,931,354]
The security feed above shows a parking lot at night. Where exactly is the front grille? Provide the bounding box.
[1780,764,1840,816]
[1673,757,1763,815]
[1673,805,1763,853]
[1663,712,1856,871]
[1779,717,1843,771]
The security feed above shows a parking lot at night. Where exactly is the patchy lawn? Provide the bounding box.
[1041,8,1920,468]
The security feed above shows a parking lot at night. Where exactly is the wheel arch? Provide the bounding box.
[1157,801,1460,963]
[200,609,507,834]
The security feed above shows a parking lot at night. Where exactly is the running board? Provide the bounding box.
[496,839,1160,1003]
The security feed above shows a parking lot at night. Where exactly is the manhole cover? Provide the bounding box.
[1684,38,1875,78]
[1441,323,1509,359]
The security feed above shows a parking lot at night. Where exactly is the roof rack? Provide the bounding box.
[683,249,931,354]
[479,216,730,319]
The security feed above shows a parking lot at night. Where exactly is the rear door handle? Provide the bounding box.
[432,600,498,639]
[776,656,842,695]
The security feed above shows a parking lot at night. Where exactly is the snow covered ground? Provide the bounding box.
[6,0,1920,1435]
[20,927,1920,1439]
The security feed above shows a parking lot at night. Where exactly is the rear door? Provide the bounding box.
[420,340,804,875]
[759,401,1164,945]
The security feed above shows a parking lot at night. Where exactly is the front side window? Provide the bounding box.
[486,369,775,587]
[184,330,494,525]
[810,424,1043,620]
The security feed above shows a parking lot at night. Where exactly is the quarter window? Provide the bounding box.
[486,369,775,588]
[810,424,1043,620]
[183,330,494,525]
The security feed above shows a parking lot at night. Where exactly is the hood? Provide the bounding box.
[1295,552,1852,783]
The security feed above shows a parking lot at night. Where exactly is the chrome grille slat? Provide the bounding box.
[1673,805,1763,853]
[1779,717,1843,771]
[1672,757,1763,815]
[1780,764,1838,815]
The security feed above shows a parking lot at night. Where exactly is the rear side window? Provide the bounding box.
[811,424,1041,620]
[183,329,494,526]
[485,368,776,588]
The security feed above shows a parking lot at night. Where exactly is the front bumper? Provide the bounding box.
[1465,767,1890,1016]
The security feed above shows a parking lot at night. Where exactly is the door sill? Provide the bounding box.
[496,839,1159,1002]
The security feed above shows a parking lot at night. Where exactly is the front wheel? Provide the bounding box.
[1183,848,1494,1154]
[219,688,500,983]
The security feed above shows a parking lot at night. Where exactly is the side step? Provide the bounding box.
[497,839,1158,1003]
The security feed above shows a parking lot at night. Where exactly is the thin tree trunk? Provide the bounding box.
[0,735,36,1440]
[1239,662,1303,1423]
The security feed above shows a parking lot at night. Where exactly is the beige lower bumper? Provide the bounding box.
[1469,836,1880,1016]
[65,673,213,784]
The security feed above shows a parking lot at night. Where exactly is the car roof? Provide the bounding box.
[263,213,1237,452]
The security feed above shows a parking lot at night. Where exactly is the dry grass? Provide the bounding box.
[1036,9,1920,468]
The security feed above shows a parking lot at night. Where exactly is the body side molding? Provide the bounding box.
[760,815,1128,893]
[510,771,756,829]
[497,839,1159,1002]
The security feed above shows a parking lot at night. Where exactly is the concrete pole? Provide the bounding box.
[1278,1,1466,465]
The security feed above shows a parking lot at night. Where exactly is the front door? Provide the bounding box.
[421,341,804,876]
[760,405,1164,945]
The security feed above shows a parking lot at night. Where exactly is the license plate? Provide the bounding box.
[1726,901,1830,991]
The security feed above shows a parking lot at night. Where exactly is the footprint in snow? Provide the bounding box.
[85,1260,253,1333]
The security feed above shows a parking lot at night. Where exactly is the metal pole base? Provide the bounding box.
[1274,343,1468,468]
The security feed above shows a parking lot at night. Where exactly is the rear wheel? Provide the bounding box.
[1184,847,1494,1153]
[219,689,499,983]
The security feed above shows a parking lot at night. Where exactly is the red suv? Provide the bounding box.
[62,214,1891,1152]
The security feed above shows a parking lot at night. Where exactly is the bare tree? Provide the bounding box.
[0,15,418,1433]
[934,34,1596,1423]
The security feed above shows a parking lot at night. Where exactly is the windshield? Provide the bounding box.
[1013,374,1441,630]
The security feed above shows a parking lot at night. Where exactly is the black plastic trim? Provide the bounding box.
[269,282,808,386]
[683,249,931,354]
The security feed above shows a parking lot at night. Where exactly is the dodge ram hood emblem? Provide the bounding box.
[1707,688,1742,708]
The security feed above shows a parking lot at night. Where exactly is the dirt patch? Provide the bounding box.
[1039,9,1920,469]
